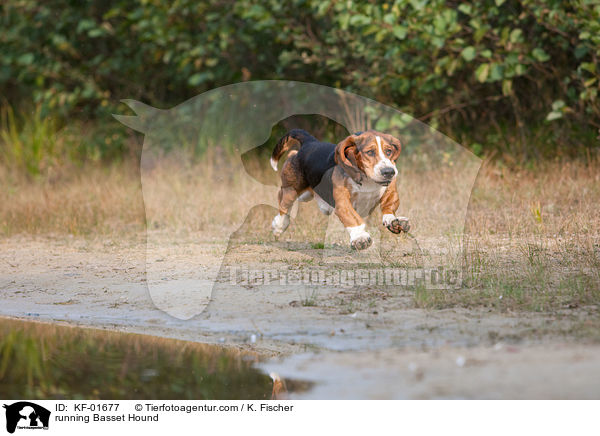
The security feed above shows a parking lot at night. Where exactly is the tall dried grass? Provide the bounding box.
[0,164,145,236]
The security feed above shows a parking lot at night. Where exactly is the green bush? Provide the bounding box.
[1,0,599,159]
[0,104,135,176]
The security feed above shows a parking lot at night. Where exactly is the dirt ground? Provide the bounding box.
[1,233,599,399]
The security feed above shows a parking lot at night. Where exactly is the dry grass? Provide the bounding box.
[466,159,600,238]
[0,164,145,237]
[0,155,598,313]
[421,159,600,312]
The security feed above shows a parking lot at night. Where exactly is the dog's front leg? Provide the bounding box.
[380,181,410,234]
[333,182,372,250]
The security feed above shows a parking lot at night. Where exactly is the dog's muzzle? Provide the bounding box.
[380,167,396,179]
[377,167,396,185]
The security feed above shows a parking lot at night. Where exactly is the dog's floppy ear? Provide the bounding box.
[335,135,363,185]
[387,134,402,161]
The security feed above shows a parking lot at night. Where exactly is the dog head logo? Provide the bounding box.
[114,81,481,321]
[3,402,50,433]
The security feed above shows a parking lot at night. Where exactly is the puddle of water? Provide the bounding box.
[0,317,309,399]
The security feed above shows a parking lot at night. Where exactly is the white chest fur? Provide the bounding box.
[349,179,386,217]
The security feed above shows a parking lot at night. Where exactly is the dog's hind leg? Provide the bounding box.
[272,186,297,236]
[272,154,306,237]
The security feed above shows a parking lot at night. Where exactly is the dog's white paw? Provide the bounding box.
[351,234,372,250]
[383,214,410,234]
[271,214,290,237]
[347,224,372,250]
[382,214,396,227]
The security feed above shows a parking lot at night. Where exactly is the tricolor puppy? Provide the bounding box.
[270,129,410,250]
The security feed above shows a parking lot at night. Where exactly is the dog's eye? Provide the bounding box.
[385,149,392,156]
[366,150,375,157]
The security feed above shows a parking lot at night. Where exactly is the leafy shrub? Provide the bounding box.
[0,105,135,176]
[1,0,598,159]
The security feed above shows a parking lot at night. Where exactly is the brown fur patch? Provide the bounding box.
[277,153,308,215]
[380,182,400,216]
[331,167,364,228]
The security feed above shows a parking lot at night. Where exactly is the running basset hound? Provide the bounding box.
[270,129,410,250]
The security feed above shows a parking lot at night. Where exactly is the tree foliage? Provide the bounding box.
[1,0,599,157]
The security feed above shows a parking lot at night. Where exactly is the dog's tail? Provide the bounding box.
[270,129,316,171]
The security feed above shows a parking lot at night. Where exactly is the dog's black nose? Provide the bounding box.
[380,167,395,179]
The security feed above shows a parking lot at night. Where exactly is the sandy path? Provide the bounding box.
[1,235,598,398]
[263,344,600,399]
